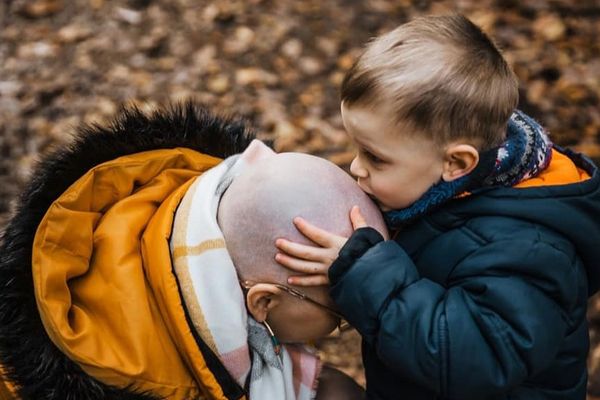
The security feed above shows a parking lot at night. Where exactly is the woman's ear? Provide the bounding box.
[441,144,479,182]
[246,283,282,322]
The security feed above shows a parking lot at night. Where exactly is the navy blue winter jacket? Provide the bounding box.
[329,148,600,400]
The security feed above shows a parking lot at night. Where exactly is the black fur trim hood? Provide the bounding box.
[0,102,255,400]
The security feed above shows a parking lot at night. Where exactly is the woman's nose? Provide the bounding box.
[349,156,368,178]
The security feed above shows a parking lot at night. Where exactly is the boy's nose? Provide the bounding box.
[350,156,368,178]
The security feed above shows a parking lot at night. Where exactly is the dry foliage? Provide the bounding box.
[1,0,599,396]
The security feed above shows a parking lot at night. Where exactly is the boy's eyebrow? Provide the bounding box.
[354,138,388,159]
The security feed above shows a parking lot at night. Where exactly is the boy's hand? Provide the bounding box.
[275,206,367,286]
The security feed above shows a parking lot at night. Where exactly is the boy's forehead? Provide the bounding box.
[342,102,443,154]
[342,101,406,138]
[342,101,387,127]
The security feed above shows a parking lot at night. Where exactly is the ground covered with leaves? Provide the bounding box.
[1,0,599,397]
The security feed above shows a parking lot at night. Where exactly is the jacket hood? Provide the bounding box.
[0,102,254,400]
[432,146,600,296]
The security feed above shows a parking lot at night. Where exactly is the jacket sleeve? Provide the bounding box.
[329,228,576,399]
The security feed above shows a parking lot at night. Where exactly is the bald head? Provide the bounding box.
[218,145,388,284]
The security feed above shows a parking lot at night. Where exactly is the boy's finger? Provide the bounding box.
[287,274,330,287]
[293,217,340,247]
[350,206,368,230]
[274,252,329,275]
[275,238,329,262]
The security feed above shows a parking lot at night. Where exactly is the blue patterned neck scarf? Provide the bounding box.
[384,110,553,229]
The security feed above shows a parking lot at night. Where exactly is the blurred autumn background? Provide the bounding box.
[1,0,599,397]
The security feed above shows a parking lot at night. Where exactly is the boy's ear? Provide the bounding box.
[246,283,282,322]
[442,144,479,182]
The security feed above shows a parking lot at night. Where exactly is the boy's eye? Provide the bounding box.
[362,149,384,164]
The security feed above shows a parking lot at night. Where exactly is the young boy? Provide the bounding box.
[274,14,600,400]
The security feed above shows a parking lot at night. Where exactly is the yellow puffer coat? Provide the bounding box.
[0,103,253,400]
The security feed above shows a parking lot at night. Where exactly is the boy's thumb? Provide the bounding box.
[350,206,368,230]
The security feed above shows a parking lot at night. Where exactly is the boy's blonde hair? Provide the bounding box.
[341,14,519,150]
